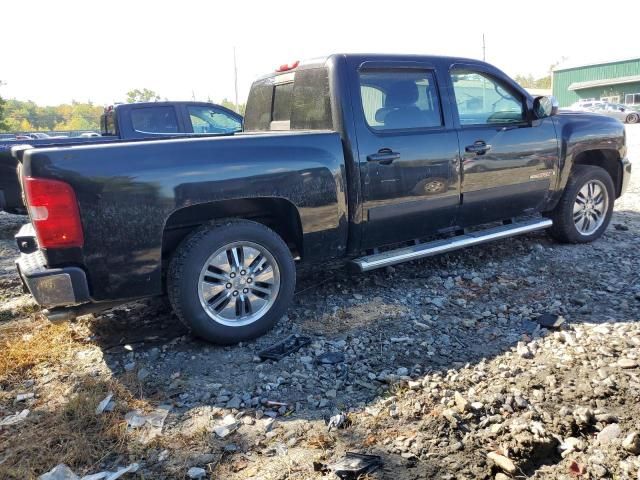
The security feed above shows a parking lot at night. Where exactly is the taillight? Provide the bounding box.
[23,177,84,249]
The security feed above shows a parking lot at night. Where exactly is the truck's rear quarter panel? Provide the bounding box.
[23,132,348,301]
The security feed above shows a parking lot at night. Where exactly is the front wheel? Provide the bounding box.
[546,165,615,243]
[168,220,296,344]
[626,113,639,124]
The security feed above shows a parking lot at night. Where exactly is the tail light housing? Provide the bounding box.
[23,177,84,249]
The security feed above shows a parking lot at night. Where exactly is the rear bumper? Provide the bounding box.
[620,156,632,196]
[16,249,90,309]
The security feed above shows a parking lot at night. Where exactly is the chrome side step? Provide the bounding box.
[351,218,552,272]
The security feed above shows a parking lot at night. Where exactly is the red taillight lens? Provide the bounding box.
[23,177,84,249]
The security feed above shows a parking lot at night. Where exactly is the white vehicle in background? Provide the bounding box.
[568,100,640,124]
[79,132,101,137]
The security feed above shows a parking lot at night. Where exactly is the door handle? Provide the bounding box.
[465,141,491,155]
[367,148,400,165]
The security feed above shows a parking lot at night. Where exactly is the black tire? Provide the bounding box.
[168,220,296,344]
[626,113,639,124]
[546,165,615,243]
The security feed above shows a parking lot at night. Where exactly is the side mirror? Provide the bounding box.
[533,95,559,119]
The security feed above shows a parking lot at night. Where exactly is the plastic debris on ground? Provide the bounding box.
[328,452,383,479]
[0,409,29,426]
[257,334,311,361]
[38,463,139,480]
[95,392,114,414]
[315,352,345,365]
[537,313,565,329]
[327,412,348,431]
[187,466,206,479]
[213,413,239,438]
[124,405,171,444]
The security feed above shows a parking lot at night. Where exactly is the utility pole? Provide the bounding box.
[482,33,486,61]
[233,46,239,113]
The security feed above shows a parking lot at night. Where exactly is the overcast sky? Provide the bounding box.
[2,0,639,106]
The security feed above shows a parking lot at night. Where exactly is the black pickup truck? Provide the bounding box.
[0,101,242,213]
[14,54,631,344]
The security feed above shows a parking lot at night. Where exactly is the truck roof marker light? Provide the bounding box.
[276,61,299,72]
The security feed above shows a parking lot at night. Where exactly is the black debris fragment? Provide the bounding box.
[329,452,383,479]
[316,351,345,365]
[257,334,311,361]
[536,313,565,329]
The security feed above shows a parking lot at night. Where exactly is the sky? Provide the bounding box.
[2,0,640,107]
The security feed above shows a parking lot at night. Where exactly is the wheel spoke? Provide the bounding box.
[253,265,274,283]
[246,292,267,311]
[242,247,261,269]
[251,282,272,296]
[228,247,243,270]
[218,297,238,319]
[576,189,588,204]
[249,254,267,274]
[209,291,232,310]
[203,270,228,283]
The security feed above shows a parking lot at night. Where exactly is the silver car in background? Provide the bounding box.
[568,100,640,124]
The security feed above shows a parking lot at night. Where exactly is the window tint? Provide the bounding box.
[450,70,524,125]
[244,68,333,132]
[290,68,333,130]
[359,69,442,130]
[130,107,179,133]
[188,106,241,134]
[244,80,274,131]
[272,82,294,123]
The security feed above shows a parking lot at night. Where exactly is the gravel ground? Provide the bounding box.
[0,125,639,479]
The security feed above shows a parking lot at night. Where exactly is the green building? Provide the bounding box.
[552,57,640,107]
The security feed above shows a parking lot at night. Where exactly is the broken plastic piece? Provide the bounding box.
[257,334,311,361]
[39,464,79,480]
[315,352,345,365]
[125,405,171,444]
[329,452,383,479]
[537,313,565,329]
[95,392,113,414]
[38,463,139,480]
[0,409,29,426]
[327,412,348,431]
[213,414,239,438]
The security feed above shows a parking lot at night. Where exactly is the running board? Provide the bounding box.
[351,218,552,272]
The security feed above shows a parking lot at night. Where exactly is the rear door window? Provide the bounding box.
[130,106,179,134]
[359,69,443,131]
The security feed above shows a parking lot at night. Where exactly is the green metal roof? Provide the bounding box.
[568,74,640,91]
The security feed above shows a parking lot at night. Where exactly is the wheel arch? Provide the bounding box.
[572,148,623,197]
[161,197,304,267]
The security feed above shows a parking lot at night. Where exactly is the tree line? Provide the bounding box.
[0,85,244,133]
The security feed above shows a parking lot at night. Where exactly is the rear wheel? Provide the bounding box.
[168,220,296,344]
[626,113,639,124]
[546,165,614,243]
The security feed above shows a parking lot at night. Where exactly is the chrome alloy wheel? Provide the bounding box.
[198,241,280,326]
[573,179,608,236]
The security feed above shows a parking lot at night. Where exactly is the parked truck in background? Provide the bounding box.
[13,54,631,344]
[0,101,242,213]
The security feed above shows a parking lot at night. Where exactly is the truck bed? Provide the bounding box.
[21,131,348,301]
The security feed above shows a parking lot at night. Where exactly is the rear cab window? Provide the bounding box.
[130,106,179,134]
[244,66,333,131]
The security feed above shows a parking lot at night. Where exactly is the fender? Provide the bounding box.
[546,111,626,210]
